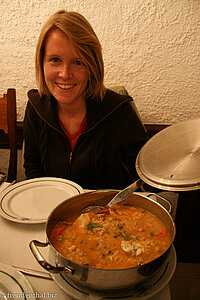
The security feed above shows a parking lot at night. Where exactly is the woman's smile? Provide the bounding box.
[56,83,77,90]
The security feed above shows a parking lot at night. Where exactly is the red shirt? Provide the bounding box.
[58,113,87,151]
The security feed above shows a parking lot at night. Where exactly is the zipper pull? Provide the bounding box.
[67,151,73,177]
[69,151,73,161]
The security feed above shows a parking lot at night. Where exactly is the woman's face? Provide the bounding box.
[43,29,89,107]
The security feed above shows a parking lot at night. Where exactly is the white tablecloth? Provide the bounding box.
[0,182,171,300]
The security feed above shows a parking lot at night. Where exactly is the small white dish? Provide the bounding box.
[0,177,83,224]
[0,263,35,299]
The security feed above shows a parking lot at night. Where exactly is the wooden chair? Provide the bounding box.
[0,89,17,182]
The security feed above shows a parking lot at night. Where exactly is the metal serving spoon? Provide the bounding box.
[83,179,142,212]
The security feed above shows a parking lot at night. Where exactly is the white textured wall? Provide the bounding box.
[0,0,199,124]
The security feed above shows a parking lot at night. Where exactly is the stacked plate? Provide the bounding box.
[0,263,35,299]
[0,177,83,224]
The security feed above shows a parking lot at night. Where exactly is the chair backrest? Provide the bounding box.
[110,85,142,120]
[0,89,17,182]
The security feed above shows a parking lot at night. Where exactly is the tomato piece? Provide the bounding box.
[51,227,65,239]
[96,208,110,215]
[109,208,119,216]
[157,229,166,238]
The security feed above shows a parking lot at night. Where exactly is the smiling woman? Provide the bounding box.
[43,30,89,109]
[23,10,148,190]
[35,10,105,101]
[43,29,88,135]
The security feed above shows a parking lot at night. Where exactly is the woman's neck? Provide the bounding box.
[57,100,87,135]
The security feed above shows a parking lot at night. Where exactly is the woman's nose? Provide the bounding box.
[59,64,72,79]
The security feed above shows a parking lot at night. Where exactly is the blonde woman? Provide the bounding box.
[23,10,147,189]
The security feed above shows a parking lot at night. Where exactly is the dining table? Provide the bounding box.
[0,181,172,300]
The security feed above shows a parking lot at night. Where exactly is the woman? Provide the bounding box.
[23,10,148,189]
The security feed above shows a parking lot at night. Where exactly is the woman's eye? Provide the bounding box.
[73,60,82,66]
[50,57,60,63]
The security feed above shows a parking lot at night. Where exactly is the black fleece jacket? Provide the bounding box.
[23,89,148,189]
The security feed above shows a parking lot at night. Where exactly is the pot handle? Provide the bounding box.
[29,240,74,274]
[145,193,172,214]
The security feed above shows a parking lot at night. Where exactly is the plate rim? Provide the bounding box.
[0,262,35,300]
[0,177,84,224]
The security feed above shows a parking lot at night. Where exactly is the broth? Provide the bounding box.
[50,205,171,269]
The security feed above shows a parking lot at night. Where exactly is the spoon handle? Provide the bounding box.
[107,179,142,208]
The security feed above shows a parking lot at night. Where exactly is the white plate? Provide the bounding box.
[0,263,35,300]
[0,177,83,224]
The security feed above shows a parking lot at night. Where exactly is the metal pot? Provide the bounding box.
[30,190,175,292]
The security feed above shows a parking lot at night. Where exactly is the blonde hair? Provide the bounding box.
[35,10,106,101]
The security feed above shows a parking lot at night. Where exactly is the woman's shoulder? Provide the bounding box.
[27,89,43,108]
[28,89,45,104]
[28,88,39,97]
[104,88,133,104]
[99,88,134,116]
[27,89,52,111]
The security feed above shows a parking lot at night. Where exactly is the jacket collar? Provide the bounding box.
[86,89,132,130]
[27,89,132,131]
[27,89,59,129]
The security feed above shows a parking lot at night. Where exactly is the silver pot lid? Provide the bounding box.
[136,118,200,191]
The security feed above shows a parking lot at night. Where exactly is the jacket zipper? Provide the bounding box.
[34,97,131,178]
[67,151,73,177]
